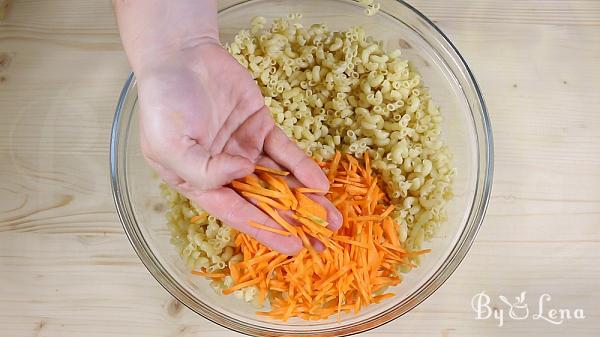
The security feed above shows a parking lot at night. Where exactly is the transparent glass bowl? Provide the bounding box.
[110,0,493,335]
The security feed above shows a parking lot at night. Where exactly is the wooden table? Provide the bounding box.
[1,1,599,336]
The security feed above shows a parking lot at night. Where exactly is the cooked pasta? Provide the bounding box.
[160,183,238,272]
[160,14,455,309]
[224,15,454,253]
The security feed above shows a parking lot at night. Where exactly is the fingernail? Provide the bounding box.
[328,207,343,230]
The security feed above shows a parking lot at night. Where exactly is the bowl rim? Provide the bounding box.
[110,1,494,336]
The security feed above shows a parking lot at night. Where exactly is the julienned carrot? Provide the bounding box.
[328,151,342,182]
[295,187,330,194]
[231,181,286,199]
[380,204,395,218]
[257,172,287,193]
[190,212,208,224]
[333,236,370,248]
[345,185,369,195]
[197,151,429,321]
[223,278,261,295]
[248,220,292,237]
[292,215,333,238]
[254,165,290,176]
[350,215,383,222]
[243,175,262,187]
[295,191,327,220]
[332,192,349,206]
[240,191,287,210]
[404,248,432,257]
[256,202,298,237]
[382,216,401,247]
[191,270,227,278]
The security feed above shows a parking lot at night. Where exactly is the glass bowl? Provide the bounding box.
[110,0,493,336]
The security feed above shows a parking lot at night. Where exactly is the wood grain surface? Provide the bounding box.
[1,1,599,336]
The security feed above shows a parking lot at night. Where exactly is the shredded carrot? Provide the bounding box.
[257,173,287,193]
[295,187,330,194]
[295,191,328,220]
[192,151,430,321]
[248,220,292,237]
[240,191,287,210]
[328,151,342,182]
[345,185,369,195]
[223,278,261,295]
[254,165,290,176]
[332,192,349,206]
[191,270,227,279]
[293,215,333,238]
[189,212,208,224]
[382,216,401,247]
[231,181,286,199]
[372,292,395,303]
[243,175,262,187]
[404,248,432,257]
[256,202,298,237]
[380,204,395,218]
[351,215,384,222]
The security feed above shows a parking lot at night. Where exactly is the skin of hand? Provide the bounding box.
[113,0,341,255]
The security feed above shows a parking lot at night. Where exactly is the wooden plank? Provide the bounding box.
[1,0,599,336]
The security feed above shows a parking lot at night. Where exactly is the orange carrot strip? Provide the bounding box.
[373,293,396,303]
[248,220,292,237]
[257,173,287,192]
[190,212,208,224]
[241,251,279,269]
[230,263,240,283]
[257,202,298,237]
[241,191,288,210]
[295,191,327,220]
[380,204,395,218]
[332,192,349,206]
[231,181,286,199]
[333,236,370,248]
[257,287,267,307]
[404,249,432,257]
[328,151,342,182]
[293,215,333,238]
[191,270,227,278]
[254,165,290,176]
[243,175,262,187]
[334,177,367,187]
[345,185,369,195]
[295,188,330,194]
[350,215,383,222]
[364,152,372,184]
[271,175,298,209]
[223,278,261,295]
[382,217,401,247]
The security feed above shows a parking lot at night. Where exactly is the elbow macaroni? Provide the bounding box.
[225,15,454,262]
[164,13,454,299]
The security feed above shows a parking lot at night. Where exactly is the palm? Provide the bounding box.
[139,42,269,188]
[137,42,340,254]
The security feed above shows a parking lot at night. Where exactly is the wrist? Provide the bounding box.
[134,38,223,85]
[114,0,219,77]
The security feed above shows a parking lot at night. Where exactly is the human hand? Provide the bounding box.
[134,40,342,255]
[113,0,341,254]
